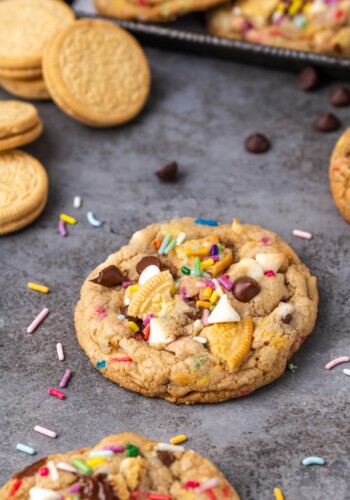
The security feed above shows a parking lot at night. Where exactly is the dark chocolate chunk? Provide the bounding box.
[155,161,178,182]
[282,314,293,325]
[297,66,319,91]
[80,473,117,500]
[232,277,261,303]
[157,450,175,467]
[15,458,47,479]
[314,112,340,132]
[120,305,142,325]
[244,133,270,154]
[90,265,124,287]
[329,85,350,107]
[136,256,161,274]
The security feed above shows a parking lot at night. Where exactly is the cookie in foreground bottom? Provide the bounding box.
[75,217,318,403]
[329,128,350,223]
[0,432,240,499]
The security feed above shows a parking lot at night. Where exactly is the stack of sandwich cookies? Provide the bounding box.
[0,432,240,499]
[43,19,151,127]
[0,150,48,235]
[0,101,43,152]
[0,0,75,100]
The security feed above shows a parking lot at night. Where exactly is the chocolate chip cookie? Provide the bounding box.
[329,128,350,223]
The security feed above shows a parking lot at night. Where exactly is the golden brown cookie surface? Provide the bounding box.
[329,128,350,223]
[0,77,51,101]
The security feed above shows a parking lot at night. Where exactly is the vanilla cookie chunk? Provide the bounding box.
[329,128,350,223]
[75,218,318,404]
[208,0,350,57]
[0,432,240,499]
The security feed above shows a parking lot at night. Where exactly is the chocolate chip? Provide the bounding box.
[185,308,202,321]
[297,66,319,91]
[157,450,174,467]
[232,277,261,303]
[282,314,293,324]
[155,161,178,182]
[136,256,161,274]
[314,112,340,132]
[120,305,141,325]
[244,133,270,154]
[90,265,125,287]
[329,85,350,107]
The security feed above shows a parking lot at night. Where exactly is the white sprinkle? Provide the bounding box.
[73,196,81,209]
[56,462,77,473]
[193,319,202,332]
[89,450,114,458]
[34,425,57,438]
[193,336,207,344]
[29,487,61,500]
[212,278,224,297]
[155,443,185,453]
[117,314,126,321]
[195,478,219,494]
[56,343,64,361]
[292,229,313,240]
[343,369,350,376]
[87,211,104,227]
[47,460,59,481]
[176,232,186,245]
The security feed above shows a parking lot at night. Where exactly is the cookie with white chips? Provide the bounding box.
[75,217,318,403]
[0,433,239,499]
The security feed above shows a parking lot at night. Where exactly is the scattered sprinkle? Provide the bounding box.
[176,232,186,245]
[27,282,49,294]
[325,356,349,369]
[68,483,82,493]
[147,495,172,500]
[287,362,297,373]
[343,368,350,376]
[47,460,59,481]
[117,314,126,320]
[59,369,72,388]
[181,266,191,275]
[96,360,106,369]
[194,219,218,227]
[155,443,185,453]
[170,434,187,445]
[212,278,224,297]
[34,425,57,438]
[158,234,172,255]
[274,487,284,500]
[110,356,132,363]
[73,196,82,209]
[86,457,106,467]
[264,270,276,277]
[48,388,65,400]
[89,450,114,458]
[126,444,139,457]
[27,307,49,334]
[16,443,36,455]
[58,219,67,237]
[8,479,22,497]
[87,211,104,227]
[56,462,77,473]
[40,467,49,477]
[194,256,202,277]
[164,238,177,255]
[182,481,200,489]
[102,444,125,452]
[195,478,219,494]
[56,342,65,361]
[60,213,76,225]
[302,456,325,466]
[72,458,93,476]
[193,336,207,345]
[292,229,312,240]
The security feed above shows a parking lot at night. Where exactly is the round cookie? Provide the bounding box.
[0,0,75,70]
[0,122,43,152]
[75,217,318,404]
[0,432,240,499]
[0,150,48,235]
[329,128,350,223]
[207,0,350,57]
[42,19,151,127]
[0,77,51,101]
[94,0,227,23]
[0,101,40,138]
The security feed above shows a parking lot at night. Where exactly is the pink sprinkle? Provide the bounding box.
[56,342,64,361]
[264,270,276,277]
[40,467,49,477]
[292,229,312,240]
[103,444,125,452]
[325,356,350,370]
[27,307,49,334]
[195,478,219,494]
[196,282,206,288]
[143,314,154,326]
[183,481,200,489]
[60,369,72,388]
[122,281,133,288]
[48,388,65,400]
[95,305,107,320]
[202,308,209,326]
[58,219,67,237]
[218,276,233,291]
[203,255,219,262]
[68,483,82,493]
[204,278,215,289]
[261,236,269,244]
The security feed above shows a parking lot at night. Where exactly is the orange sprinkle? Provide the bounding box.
[152,240,161,249]
[144,324,151,341]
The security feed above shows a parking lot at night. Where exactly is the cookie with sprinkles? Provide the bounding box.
[75,217,318,403]
[207,0,350,57]
[0,432,240,499]
[329,128,350,223]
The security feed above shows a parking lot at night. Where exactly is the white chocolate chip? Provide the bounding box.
[29,488,61,500]
[193,319,202,332]
[234,258,264,280]
[149,318,173,346]
[138,265,161,285]
[255,253,286,273]
[277,302,295,319]
[208,295,240,324]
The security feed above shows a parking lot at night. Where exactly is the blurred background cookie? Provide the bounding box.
[0,100,43,151]
[329,129,350,223]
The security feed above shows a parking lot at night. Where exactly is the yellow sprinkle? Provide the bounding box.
[288,0,302,15]
[203,286,212,299]
[274,487,284,500]
[170,434,187,445]
[171,285,176,295]
[60,213,77,225]
[210,291,219,303]
[200,258,215,269]
[196,300,211,309]
[128,285,140,294]
[185,247,210,257]
[27,282,49,294]
[128,321,139,333]
[86,457,106,467]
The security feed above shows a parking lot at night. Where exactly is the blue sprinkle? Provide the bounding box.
[302,456,325,466]
[194,219,219,227]
[96,360,106,369]
[16,443,36,455]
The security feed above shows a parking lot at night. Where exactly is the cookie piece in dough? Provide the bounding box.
[329,128,350,223]
[75,218,318,404]
[0,433,240,499]
[207,1,350,57]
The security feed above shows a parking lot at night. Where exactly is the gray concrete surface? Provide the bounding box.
[1,10,350,499]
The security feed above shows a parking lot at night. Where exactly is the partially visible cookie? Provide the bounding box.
[43,19,151,127]
[0,101,39,138]
[0,432,240,499]
[0,77,51,101]
[0,66,42,80]
[329,128,350,223]
[94,0,226,23]
[0,122,43,152]
[0,150,48,235]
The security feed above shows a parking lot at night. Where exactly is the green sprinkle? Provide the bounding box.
[158,234,172,255]
[181,266,191,275]
[73,496,80,500]
[192,355,208,369]
[125,444,139,457]
[288,363,297,373]
[194,257,201,277]
[217,243,223,255]
[209,305,216,311]
[164,239,177,255]
[72,458,93,476]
